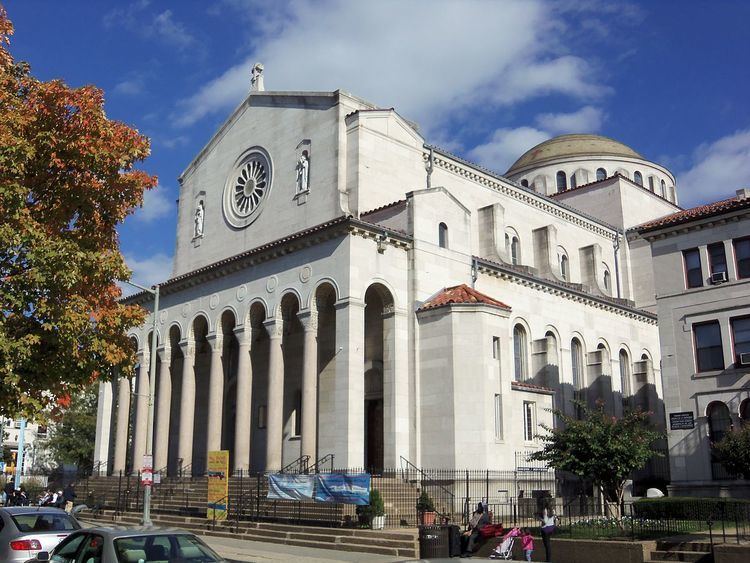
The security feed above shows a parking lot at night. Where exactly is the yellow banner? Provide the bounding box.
[207,450,229,520]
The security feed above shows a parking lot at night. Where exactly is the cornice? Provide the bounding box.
[475,256,657,324]
[426,146,619,239]
[632,209,750,242]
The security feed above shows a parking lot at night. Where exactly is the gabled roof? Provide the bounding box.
[636,191,750,233]
[418,284,511,312]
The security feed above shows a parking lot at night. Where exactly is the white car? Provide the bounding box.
[0,506,81,562]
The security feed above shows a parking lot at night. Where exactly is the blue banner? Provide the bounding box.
[314,473,371,505]
[267,474,315,501]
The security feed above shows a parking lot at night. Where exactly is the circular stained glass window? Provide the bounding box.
[223,148,273,228]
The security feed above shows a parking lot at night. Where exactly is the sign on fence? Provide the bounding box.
[266,473,371,505]
[314,473,370,506]
[268,474,316,501]
[207,450,229,520]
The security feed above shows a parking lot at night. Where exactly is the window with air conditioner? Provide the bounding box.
[731,316,750,366]
[708,242,728,283]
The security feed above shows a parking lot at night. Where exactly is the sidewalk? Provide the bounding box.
[199,534,407,563]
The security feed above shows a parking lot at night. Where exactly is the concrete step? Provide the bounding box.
[656,541,713,552]
[649,550,711,562]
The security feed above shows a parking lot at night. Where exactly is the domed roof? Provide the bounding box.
[506,134,644,175]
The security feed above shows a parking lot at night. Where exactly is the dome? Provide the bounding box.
[506,134,644,175]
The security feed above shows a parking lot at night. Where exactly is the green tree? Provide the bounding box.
[41,385,98,471]
[713,423,750,480]
[0,8,153,420]
[529,402,663,518]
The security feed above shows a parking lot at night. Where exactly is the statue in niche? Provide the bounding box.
[250,62,264,92]
[194,200,204,238]
[296,151,310,193]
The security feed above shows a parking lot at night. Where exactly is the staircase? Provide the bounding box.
[646,539,713,563]
[98,510,419,558]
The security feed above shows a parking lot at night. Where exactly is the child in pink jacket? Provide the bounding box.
[521,528,534,561]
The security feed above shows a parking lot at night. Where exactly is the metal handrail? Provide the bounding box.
[280,455,310,474]
[399,456,455,522]
[308,454,335,473]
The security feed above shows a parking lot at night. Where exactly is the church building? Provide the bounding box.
[93,70,680,477]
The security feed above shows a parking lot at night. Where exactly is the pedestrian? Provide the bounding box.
[520,527,534,561]
[539,505,557,562]
[3,479,14,506]
[17,485,29,506]
[62,483,76,514]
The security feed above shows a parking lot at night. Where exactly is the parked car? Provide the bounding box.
[0,506,81,562]
[31,527,229,562]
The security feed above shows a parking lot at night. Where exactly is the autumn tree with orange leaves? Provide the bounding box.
[0,8,155,419]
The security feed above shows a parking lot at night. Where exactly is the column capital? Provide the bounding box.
[233,326,253,347]
[206,333,224,352]
[137,348,150,365]
[179,339,196,359]
[297,309,318,332]
[263,317,284,339]
[334,297,365,311]
[156,344,171,362]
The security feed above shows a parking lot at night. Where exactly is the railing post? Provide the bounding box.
[256,473,261,519]
[721,500,726,543]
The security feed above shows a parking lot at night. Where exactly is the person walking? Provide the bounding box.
[539,506,557,562]
[520,528,534,561]
[3,479,14,506]
[62,483,77,514]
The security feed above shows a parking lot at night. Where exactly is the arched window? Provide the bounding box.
[571,338,583,390]
[619,350,631,400]
[559,253,569,280]
[521,179,529,188]
[596,168,606,181]
[570,173,577,189]
[556,171,567,192]
[438,222,448,249]
[708,402,732,444]
[603,266,611,294]
[511,237,520,265]
[514,325,528,380]
[505,233,511,257]
[660,179,666,196]
[648,176,655,191]
[634,171,643,186]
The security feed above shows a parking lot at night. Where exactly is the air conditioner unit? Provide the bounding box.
[710,271,728,284]
[740,353,750,366]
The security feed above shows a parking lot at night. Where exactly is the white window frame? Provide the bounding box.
[523,401,536,442]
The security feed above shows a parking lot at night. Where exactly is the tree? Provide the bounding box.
[713,423,750,480]
[0,8,154,419]
[41,385,98,471]
[529,402,663,518]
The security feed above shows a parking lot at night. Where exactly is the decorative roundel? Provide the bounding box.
[223,147,273,228]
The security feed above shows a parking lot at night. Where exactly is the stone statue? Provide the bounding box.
[296,151,309,193]
[194,201,204,238]
[250,62,264,92]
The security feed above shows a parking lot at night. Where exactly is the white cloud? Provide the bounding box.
[173,0,609,129]
[122,252,173,294]
[113,77,145,96]
[134,185,173,222]
[678,129,750,207]
[103,2,197,52]
[151,10,195,51]
[535,106,604,135]
[467,106,605,172]
[468,126,550,173]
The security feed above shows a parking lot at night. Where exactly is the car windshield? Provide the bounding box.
[10,512,80,533]
[114,534,224,563]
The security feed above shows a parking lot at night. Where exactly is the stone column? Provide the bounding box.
[154,344,172,472]
[206,333,225,455]
[264,317,284,471]
[177,340,196,473]
[93,378,114,475]
[382,306,409,467]
[131,351,150,474]
[233,327,253,473]
[332,299,365,467]
[298,309,319,463]
[112,374,131,474]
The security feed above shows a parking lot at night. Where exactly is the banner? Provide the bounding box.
[314,473,371,505]
[267,474,315,501]
[207,450,229,520]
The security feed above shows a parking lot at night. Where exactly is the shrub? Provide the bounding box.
[416,490,435,513]
[633,497,750,521]
[356,488,385,525]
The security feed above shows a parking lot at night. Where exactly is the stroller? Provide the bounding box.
[489,527,520,560]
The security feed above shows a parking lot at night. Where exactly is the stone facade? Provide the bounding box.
[94,88,675,476]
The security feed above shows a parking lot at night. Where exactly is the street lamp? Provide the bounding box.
[123,280,160,527]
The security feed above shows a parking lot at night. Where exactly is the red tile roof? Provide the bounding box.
[637,192,750,232]
[511,380,555,394]
[418,284,510,311]
[360,199,407,217]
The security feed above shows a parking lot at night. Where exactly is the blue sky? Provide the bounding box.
[5,0,750,288]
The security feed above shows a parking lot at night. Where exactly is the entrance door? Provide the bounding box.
[365,398,384,473]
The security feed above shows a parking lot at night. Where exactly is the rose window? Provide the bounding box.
[223,148,273,228]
